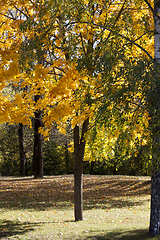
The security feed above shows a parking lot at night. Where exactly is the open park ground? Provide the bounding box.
[0,175,159,240]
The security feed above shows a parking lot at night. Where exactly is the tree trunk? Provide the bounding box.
[149,172,160,235]
[154,0,160,64]
[149,112,160,235]
[65,143,70,174]
[74,117,89,221]
[19,123,26,177]
[149,0,160,234]
[33,95,43,178]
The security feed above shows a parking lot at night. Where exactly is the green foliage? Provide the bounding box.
[83,57,153,176]
[0,124,33,176]
[0,121,151,176]
[43,140,74,175]
[0,124,19,176]
[84,151,151,176]
[0,122,75,176]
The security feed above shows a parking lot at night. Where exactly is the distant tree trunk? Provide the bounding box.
[33,95,43,178]
[149,0,160,235]
[65,143,70,174]
[90,161,95,175]
[74,117,89,221]
[19,123,26,177]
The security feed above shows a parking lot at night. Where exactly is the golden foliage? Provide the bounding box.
[0,0,154,159]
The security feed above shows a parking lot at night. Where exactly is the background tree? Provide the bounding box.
[18,123,26,177]
[0,124,19,176]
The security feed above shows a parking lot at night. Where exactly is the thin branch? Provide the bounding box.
[143,0,154,14]
[53,68,58,81]
[80,32,87,55]
[134,30,154,42]
[13,6,29,19]
[54,66,66,73]
[122,30,154,49]
[0,21,5,28]
[48,72,63,77]
[91,22,154,61]
[0,12,16,20]
[106,0,126,41]
[8,9,17,20]
[29,0,34,4]
[113,0,126,25]
[54,44,63,50]
[65,21,153,61]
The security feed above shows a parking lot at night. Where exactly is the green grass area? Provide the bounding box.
[0,175,158,240]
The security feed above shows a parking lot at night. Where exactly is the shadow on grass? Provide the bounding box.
[84,229,159,240]
[83,198,146,210]
[0,220,41,238]
[0,175,151,211]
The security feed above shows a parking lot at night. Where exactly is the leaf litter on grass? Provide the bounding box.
[0,175,156,240]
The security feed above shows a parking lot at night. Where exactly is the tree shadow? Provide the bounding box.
[0,175,151,211]
[0,220,41,238]
[83,178,151,198]
[84,229,159,240]
[83,198,146,210]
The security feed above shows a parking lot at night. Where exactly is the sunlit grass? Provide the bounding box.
[0,175,158,240]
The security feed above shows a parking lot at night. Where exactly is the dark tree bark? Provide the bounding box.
[65,143,70,174]
[74,117,89,221]
[33,95,43,178]
[149,0,160,234]
[149,171,160,235]
[149,99,160,235]
[19,123,26,177]
[90,161,95,175]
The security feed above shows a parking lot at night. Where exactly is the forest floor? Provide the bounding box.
[0,175,158,240]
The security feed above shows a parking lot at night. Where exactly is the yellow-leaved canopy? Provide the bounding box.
[0,0,154,155]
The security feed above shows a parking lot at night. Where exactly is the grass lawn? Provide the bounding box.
[0,175,158,240]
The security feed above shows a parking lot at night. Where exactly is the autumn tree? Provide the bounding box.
[57,0,153,221]
[0,0,157,228]
[0,0,70,178]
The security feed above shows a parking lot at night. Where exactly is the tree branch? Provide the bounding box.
[134,30,154,42]
[0,12,16,20]
[13,6,30,20]
[80,32,87,56]
[106,0,126,41]
[66,20,153,61]
[91,22,154,61]
[143,0,154,14]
